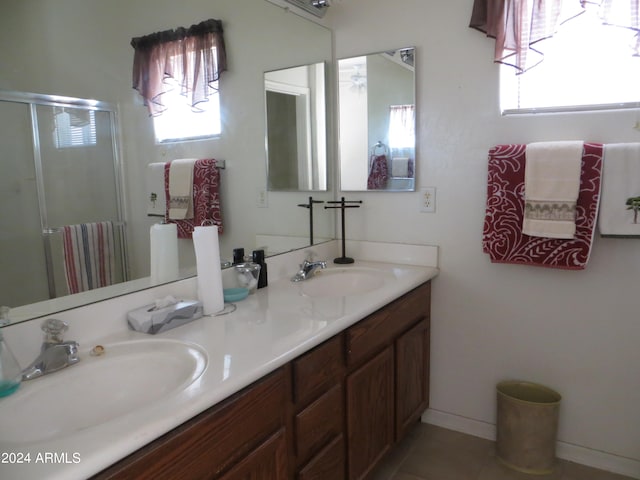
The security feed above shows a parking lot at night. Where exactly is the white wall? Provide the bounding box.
[327,0,640,475]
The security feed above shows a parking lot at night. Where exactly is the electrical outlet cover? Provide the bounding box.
[420,187,436,213]
[257,190,268,208]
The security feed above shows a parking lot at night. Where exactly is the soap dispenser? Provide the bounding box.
[0,307,21,397]
[232,248,245,265]
[252,249,268,289]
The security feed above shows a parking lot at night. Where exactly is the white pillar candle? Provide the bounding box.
[192,225,224,315]
[149,223,179,284]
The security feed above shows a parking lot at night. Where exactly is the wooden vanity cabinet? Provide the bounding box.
[345,282,431,480]
[92,369,288,480]
[291,334,346,480]
[395,316,430,441]
[94,280,431,480]
[346,346,394,480]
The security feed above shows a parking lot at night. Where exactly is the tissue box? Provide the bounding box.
[127,299,203,335]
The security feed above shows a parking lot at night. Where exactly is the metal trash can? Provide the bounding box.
[496,381,561,475]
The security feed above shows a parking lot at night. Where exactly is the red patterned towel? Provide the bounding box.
[164,158,223,239]
[482,143,603,269]
[367,154,389,189]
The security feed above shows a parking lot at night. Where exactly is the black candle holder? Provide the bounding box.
[325,197,362,264]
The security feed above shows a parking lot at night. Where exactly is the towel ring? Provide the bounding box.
[371,141,388,156]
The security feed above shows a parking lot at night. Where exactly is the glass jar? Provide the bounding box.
[234,262,261,294]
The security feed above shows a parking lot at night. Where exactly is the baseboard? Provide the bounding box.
[421,409,640,479]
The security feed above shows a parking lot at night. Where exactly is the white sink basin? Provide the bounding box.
[0,339,207,445]
[301,267,391,298]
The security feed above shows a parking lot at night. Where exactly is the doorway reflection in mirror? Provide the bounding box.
[264,62,328,192]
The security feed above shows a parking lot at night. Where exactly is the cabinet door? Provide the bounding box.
[219,429,288,480]
[395,317,430,441]
[346,346,394,480]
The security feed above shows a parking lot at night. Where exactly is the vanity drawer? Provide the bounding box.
[219,428,288,480]
[295,384,343,466]
[292,334,344,405]
[297,434,345,480]
[94,369,286,479]
[346,282,431,367]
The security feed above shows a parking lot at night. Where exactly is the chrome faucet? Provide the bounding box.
[22,319,80,381]
[291,259,327,282]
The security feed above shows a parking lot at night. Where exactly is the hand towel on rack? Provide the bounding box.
[599,143,640,236]
[168,158,197,220]
[367,154,389,189]
[523,141,584,239]
[146,162,167,216]
[164,159,223,239]
[483,143,603,270]
[62,221,116,294]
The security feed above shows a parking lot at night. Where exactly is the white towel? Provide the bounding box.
[599,143,640,236]
[523,141,584,239]
[391,157,409,177]
[146,162,167,216]
[168,158,197,220]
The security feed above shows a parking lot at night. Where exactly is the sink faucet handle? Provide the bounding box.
[41,318,69,344]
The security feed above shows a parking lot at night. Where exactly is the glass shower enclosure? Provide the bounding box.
[0,91,128,308]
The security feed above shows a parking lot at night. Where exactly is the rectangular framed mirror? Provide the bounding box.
[338,47,416,192]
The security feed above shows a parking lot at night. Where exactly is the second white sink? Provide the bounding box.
[300,267,391,298]
[0,339,207,445]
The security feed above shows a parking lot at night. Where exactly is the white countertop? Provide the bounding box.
[0,260,438,480]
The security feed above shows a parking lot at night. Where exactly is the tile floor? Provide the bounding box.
[370,423,634,480]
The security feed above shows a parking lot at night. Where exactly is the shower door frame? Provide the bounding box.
[0,90,129,298]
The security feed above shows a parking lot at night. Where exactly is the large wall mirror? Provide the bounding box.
[0,0,334,326]
[338,47,416,192]
[265,62,328,191]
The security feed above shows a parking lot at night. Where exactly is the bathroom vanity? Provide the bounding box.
[0,243,438,480]
[93,281,431,480]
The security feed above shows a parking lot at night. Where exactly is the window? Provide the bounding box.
[130,19,227,142]
[53,109,97,148]
[388,105,415,149]
[501,4,640,113]
[152,77,222,143]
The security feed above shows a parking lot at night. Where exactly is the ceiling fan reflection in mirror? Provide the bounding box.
[283,0,331,17]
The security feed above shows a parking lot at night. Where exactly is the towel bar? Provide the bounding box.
[43,221,126,235]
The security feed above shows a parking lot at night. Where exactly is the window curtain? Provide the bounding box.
[597,0,640,54]
[388,105,415,149]
[388,105,415,179]
[131,19,227,116]
[469,0,640,73]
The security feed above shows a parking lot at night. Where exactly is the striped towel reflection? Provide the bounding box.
[62,222,116,294]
